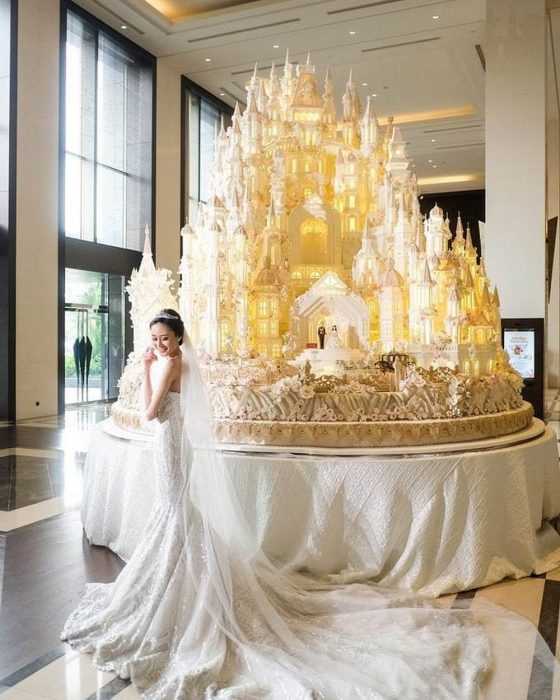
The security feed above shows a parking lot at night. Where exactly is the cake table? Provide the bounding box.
[82,417,560,596]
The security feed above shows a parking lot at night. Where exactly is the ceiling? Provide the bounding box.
[70,0,558,194]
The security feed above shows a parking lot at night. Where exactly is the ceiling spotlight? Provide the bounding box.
[432,14,440,19]
[362,82,368,86]
[372,93,377,97]
[349,30,356,35]
[428,159,433,163]
[430,138,436,142]
[432,164,437,168]
[219,92,225,96]
[205,57,212,62]
[273,44,280,48]
[120,24,127,29]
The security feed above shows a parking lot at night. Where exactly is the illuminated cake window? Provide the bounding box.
[300,218,328,264]
[258,299,268,317]
[219,320,231,350]
[257,320,268,337]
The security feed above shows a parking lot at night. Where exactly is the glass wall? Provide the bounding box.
[0,0,11,233]
[0,0,15,420]
[61,4,155,408]
[64,268,125,404]
[183,81,232,223]
[64,9,153,250]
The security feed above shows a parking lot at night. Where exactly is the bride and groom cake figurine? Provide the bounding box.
[318,321,342,350]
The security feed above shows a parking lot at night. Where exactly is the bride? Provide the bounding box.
[62,309,555,699]
[325,324,342,350]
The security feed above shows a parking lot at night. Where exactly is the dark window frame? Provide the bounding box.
[59,0,156,412]
[0,0,18,421]
[180,76,234,227]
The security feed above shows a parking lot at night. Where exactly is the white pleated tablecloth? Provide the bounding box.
[82,420,560,596]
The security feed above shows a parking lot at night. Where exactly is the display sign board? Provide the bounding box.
[501,318,544,419]
[503,328,535,379]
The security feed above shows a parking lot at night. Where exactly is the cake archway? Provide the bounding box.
[291,271,369,353]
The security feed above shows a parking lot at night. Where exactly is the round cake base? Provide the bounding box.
[213,402,533,450]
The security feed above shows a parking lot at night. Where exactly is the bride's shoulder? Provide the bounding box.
[159,355,182,377]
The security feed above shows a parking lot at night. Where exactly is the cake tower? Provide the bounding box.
[178,55,500,374]
[113,57,527,445]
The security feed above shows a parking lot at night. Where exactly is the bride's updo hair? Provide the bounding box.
[150,309,185,345]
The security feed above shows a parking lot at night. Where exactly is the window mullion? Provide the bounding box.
[93,28,99,244]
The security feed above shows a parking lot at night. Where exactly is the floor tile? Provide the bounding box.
[112,685,140,699]
[0,689,54,699]
[0,512,124,679]
[474,576,546,627]
[0,498,66,532]
[10,650,114,700]
[547,566,560,582]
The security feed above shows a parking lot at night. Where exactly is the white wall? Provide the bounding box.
[485,0,546,320]
[155,59,183,281]
[16,0,60,419]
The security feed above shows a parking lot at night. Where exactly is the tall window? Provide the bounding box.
[0,0,13,243]
[64,9,154,250]
[183,79,232,222]
[0,0,15,420]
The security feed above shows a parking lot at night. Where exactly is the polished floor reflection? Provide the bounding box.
[0,401,559,699]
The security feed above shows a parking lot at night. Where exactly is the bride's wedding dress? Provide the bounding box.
[62,347,556,699]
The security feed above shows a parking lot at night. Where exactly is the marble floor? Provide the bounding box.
[0,401,560,699]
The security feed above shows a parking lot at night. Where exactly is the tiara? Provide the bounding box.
[153,310,180,321]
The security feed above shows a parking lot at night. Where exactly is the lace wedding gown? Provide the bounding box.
[62,389,551,699]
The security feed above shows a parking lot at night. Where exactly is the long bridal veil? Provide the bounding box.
[178,335,556,698]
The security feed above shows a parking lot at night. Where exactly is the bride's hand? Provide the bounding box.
[143,347,156,372]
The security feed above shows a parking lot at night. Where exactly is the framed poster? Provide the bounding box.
[503,328,535,379]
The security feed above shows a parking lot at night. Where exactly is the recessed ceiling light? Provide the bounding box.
[273,44,279,48]
[219,92,225,96]
[120,24,127,29]
[432,14,440,19]
[433,164,437,168]
[372,93,377,97]
[362,82,368,86]
[430,138,436,142]
[428,159,433,163]
[205,58,212,62]
[349,30,356,35]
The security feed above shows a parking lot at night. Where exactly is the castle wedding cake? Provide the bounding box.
[112,55,530,447]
